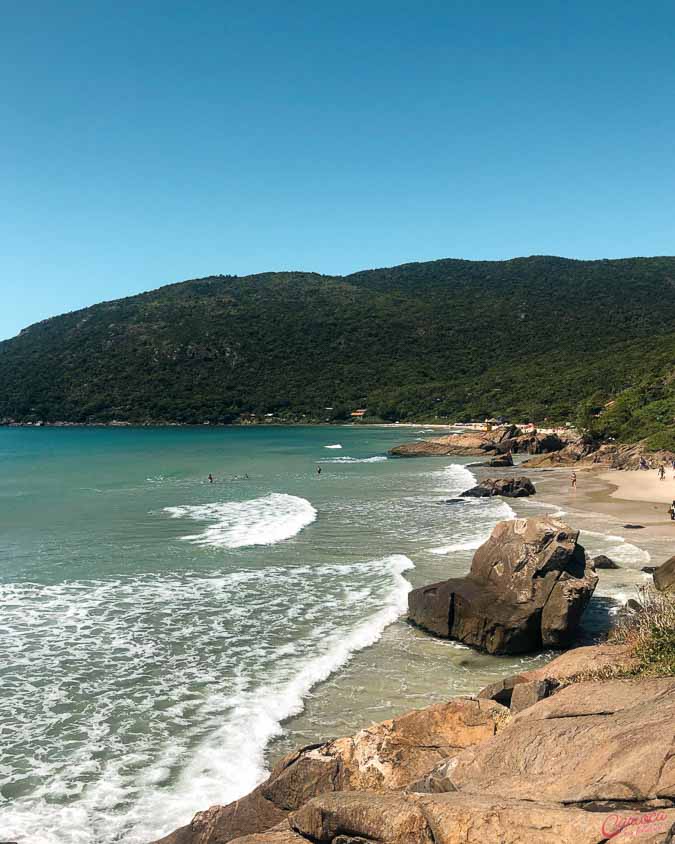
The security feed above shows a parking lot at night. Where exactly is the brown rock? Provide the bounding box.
[484,452,514,467]
[290,792,434,844]
[509,678,558,714]
[592,554,620,569]
[389,426,526,458]
[478,643,638,707]
[409,516,597,654]
[228,824,305,844]
[260,791,675,844]
[654,556,675,592]
[152,699,507,844]
[446,678,675,804]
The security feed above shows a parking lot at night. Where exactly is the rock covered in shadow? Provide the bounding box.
[592,554,620,569]
[408,516,598,654]
[460,477,536,498]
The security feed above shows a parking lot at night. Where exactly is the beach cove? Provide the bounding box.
[0,425,668,844]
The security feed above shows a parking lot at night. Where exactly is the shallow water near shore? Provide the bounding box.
[0,426,654,843]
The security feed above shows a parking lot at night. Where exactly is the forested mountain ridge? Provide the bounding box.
[1,255,675,448]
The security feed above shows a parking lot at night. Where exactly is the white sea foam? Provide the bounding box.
[431,463,476,496]
[324,443,342,449]
[429,538,485,555]
[164,493,317,548]
[580,528,651,567]
[0,554,413,844]
[319,456,387,464]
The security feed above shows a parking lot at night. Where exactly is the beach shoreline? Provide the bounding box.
[516,464,675,541]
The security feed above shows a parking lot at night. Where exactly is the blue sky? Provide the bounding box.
[2,1,675,340]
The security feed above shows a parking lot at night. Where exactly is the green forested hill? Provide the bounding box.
[1,256,675,447]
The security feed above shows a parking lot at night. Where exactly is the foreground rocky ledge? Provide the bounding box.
[153,646,675,843]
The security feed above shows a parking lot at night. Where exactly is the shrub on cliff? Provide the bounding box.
[610,587,675,677]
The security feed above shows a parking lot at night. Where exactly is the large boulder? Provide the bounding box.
[408,516,597,654]
[460,476,536,498]
[654,556,675,592]
[152,698,507,844]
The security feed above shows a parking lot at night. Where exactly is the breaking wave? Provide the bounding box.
[164,493,317,548]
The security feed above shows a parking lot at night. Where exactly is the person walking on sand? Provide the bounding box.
[669,500,675,521]
[571,471,577,490]
[659,464,666,481]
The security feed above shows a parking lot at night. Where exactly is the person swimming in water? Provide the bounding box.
[208,473,214,483]
[317,465,322,475]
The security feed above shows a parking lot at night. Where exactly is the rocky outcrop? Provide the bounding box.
[228,676,675,843]
[260,791,675,844]
[155,645,674,844]
[484,452,514,467]
[460,476,536,498]
[523,437,675,470]
[654,556,675,593]
[592,554,620,569]
[389,427,516,458]
[390,426,570,458]
[427,678,675,807]
[478,642,637,707]
[408,516,598,654]
[152,698,507,844]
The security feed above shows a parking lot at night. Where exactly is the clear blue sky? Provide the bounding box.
[2,1,675,340]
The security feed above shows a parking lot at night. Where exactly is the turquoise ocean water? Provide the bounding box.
[0,426,652,843]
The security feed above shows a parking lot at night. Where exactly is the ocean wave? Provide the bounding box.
[431,463,476,496]
[324,444,342,449]
[580,528,651,567]
[164,493,317,548]
[319,456,387,464]
[0,554,414,844]
[429,538,485,555]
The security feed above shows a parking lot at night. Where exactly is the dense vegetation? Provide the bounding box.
[1,255,674,447]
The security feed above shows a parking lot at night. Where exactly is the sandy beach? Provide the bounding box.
[599,467,675,505]
[509,463,675,544]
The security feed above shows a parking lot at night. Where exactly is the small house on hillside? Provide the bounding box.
[351,409,367,420]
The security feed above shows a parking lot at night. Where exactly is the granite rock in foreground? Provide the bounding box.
[408,515,597,654]
[151,647,675,844]
[151,698,507,844]
[231,673,675,844]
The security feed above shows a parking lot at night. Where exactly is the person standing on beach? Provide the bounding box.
[659,464,666,481]
[571,471,577,490]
